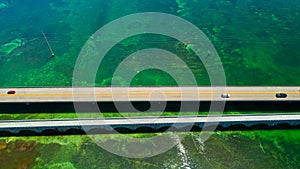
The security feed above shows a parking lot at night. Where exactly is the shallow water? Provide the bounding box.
[0,130,299,169]
[0,0,299,87]
[0,0,300,168]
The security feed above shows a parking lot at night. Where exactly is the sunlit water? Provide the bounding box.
[0,0,299,86]
[0,130,299,168]
[0,0,300,168]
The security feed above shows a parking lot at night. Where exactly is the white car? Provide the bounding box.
[221,93,230,98]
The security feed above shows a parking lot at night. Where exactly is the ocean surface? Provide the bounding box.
[0,130,300,169]
[0,0,300,168]
[0,0,300,86]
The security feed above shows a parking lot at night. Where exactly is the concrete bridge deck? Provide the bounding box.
[0,114,299,136]
[0,87,299,136]
[0,87,299,102]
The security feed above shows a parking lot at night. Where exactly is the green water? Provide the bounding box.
[0,130,299,169]
[0,0,300,86]
[1,0,300,168]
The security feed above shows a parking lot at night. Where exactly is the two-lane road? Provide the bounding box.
[0,87,299,102]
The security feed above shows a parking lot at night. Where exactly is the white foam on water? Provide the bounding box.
[171,133,191,169]
[193,134,205,153]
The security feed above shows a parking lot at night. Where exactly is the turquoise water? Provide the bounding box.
[0,130,299,168]
[1,0,300,168]
[0,0,300,86]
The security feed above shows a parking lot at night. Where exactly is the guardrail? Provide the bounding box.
[0,114,299,136]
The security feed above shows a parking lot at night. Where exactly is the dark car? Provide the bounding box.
[7,90,16,95]
[275,93,288,98]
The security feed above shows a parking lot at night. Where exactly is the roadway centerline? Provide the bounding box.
[0,87,299,102]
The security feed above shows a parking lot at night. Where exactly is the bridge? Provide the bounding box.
[0,114,299,136]
[0,87,299,102]
[0,87,299,136]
